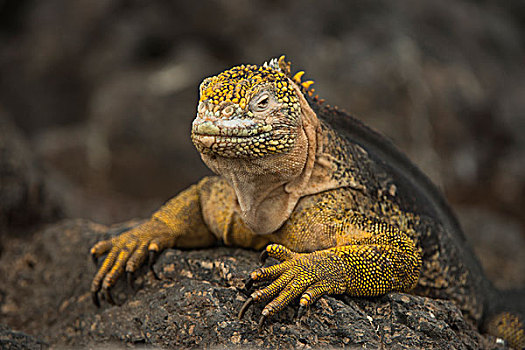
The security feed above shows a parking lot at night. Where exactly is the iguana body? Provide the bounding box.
[90,57,524,348]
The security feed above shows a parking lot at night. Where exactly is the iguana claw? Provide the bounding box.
[239,297,253,319]
[244,277,254,291]
[148,250,160,280]
[259,250,269,265]
[258,315,267,333]
[91,253,98,266]
[127,271,136,291]
[92,291,100,308]
[104,288,116,305]
[297,304,306,319]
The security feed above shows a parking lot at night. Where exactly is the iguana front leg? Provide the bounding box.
[90,175,272,305]
[90,177,218,305]
[239,214,422,328]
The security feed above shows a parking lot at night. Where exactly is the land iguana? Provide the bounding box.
[89,56,524,349]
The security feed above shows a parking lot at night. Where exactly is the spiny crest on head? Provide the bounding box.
[199,55,323,108]
[271,55,323,103]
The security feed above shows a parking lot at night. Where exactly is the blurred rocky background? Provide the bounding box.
[1,0,525,347]
[1,0,524,291]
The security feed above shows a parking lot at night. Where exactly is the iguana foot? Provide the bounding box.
[90,219,173,306]
[239,244,347,327]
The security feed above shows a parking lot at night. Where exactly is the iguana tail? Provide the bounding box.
[484,289,525,349]
[487,312,524,349]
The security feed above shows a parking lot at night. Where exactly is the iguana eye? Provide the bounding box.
[253,93,270,112]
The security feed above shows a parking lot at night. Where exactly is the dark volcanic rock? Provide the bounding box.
[0,324,46,350]
[0,220,502,348]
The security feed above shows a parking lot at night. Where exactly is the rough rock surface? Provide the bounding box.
[0,324,46,350]
[0,220,504,349]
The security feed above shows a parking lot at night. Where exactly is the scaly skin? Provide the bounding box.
[90,56,524,349]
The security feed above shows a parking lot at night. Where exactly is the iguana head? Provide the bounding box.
[191,56,315,159]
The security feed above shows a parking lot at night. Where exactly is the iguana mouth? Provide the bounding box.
[191,116,295,158]
[191,118,273,138]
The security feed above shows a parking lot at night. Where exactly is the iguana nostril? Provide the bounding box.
[222,105,234,117]
[198,101,206,114]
